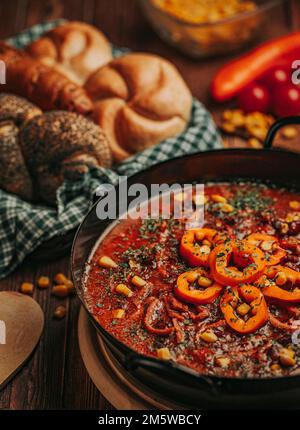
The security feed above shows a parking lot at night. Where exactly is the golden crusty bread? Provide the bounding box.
[0,43,93,115]
[84,53,192,161]
[26,21,112,84]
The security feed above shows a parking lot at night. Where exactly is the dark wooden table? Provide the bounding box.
[0,0,299,410]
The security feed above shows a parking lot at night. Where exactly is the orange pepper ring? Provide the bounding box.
[246,233,286,266]
[179,228,224,267]
[263,284,300,303]
[210,240,266,286]
[220,285,269,334]
[265,265,300,284]
[175,269,223,305]
[262,265,300,303]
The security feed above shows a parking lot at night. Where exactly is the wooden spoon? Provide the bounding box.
[0,291,44,389]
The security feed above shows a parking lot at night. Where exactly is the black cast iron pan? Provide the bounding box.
[71,116,300,409]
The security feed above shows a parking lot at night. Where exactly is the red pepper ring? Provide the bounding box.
[144,298,174,336]
[179,228,225,267]
[220,285,269,334]
[246,233,286,266]
[175,269,223,305]
[269,313,300,332]
[209,240,266,287]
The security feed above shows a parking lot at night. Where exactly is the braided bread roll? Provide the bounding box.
[26,21,112,84]
[0,94,112,204]
[84,53,192,161]
[0,43,93,115]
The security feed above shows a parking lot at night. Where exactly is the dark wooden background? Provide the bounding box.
[0,0,299,410]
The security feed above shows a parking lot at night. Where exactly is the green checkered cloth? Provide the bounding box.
[0,21,222,279]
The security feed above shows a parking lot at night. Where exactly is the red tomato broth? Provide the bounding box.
[84,182,300,378]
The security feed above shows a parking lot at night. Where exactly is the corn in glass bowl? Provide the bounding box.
[139,0,284,58]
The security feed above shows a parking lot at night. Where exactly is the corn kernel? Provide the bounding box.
[187,271,199,282]
[131,275,147,288]
[270,363,281,373]
[157,347,171,360]
[286,213,296,223]
[246,123,268,141]
[222,110,234,121]
[220,203,234,213]
[193,194,207,206]
[261,240,274,252]
[37,276,50,289]
[54,305,67,320]
[198,276,213,288]
[237,303,251,316]
[230,111,245,127]
[115,284,133,297]
[289,201,300,210]
[20,282,34,295]
[275,271,287,287]
[98,256,118,269]
[54,273,69,285]
[215,357,230,368]
[128,259,137,269]
[52,284,69,298]
[280,223,289,234]
[199,245,211,255]
[66,280,75,294]
[293,212,300,221]
[222,122,236,133]
[199,331,218,343]
[282,126,297,139]
[174,192,186,202]
[195,230,205,240]
[113,309,125,319]
[279,348,296,367]
[248,138,261,148]
[211,194,227,203]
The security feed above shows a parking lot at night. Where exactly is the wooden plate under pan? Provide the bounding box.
[77,307,185,410]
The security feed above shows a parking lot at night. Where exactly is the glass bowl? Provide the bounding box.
[139,0,284,58]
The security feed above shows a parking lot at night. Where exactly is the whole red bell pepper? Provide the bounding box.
[211,32,300,102]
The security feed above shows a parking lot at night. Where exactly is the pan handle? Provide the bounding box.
[125,352,219,397]
[264,116,300,149]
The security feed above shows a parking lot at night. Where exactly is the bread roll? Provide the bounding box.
[26,21,112,84]
[84,53,192,161]
[20,111,112,204]
[0,43,93,115]
[0,94,42,200]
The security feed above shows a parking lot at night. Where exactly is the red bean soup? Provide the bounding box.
[84,181,300,378]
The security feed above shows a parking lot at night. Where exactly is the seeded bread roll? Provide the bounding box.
[0,93,42,124]
[0,121,33,200]
[20,111,112,204]
[0,94,42,200]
